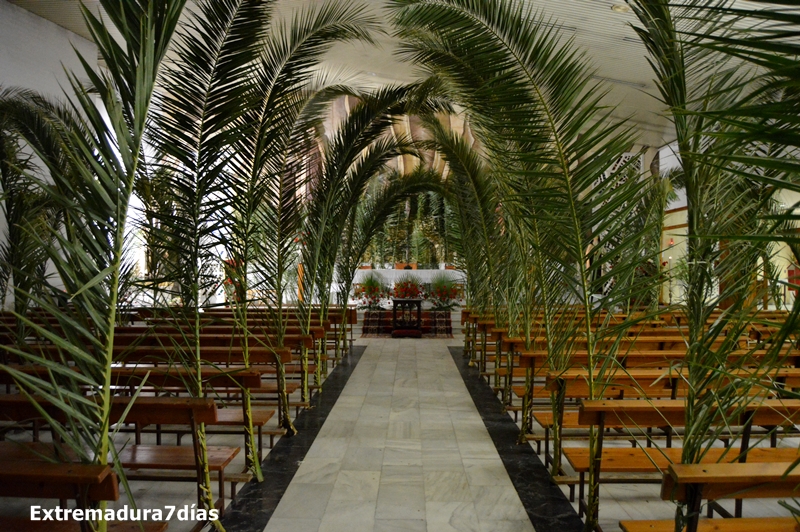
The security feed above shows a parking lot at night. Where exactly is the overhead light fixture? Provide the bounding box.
[611,4,632,13]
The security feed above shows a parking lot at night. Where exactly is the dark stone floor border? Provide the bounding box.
[448,345,584,532]
[220,345,367,532]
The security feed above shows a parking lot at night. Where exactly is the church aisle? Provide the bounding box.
[264,337,535,532]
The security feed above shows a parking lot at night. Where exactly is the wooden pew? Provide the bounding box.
[0,395,241,514]
[139,308,345,354]
[12,342,299,413]
[0,363,285,449]
[499,331,751,409]
[525,369,682,462]
[116,341,306,415]
[512,342,800,390]
[113,327,324,397]
[513,347,791,446]
[620,462,800,532]
[10,343,292,366]
[104,366,276,458]
[525,365,800,485]
[504,334,747,358]
[571,399,800,521]
[0,456,168,531]
[112,333,316,380]
[529,365,800,434]
[108,396,242,513]
[0,361,279,476]
[0,461,117,503]
[543,367,800,402]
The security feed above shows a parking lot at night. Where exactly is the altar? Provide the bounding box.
[391,298,422,338]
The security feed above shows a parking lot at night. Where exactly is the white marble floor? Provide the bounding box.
[264,337,535,532]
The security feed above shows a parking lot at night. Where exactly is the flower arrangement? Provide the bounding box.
[354,272,387,310]
[222,258,243,303]
[392,274,425,300]
[428,274,461,310]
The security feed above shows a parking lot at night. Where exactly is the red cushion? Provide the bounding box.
[391,329,423,338]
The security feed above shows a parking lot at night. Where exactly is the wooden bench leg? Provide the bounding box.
[258,427,263,463]
[685,483,703,532]
[663,426,672,448]
[544,428,551,467]
[480,334,487,372]
[219,471,225,514]
[706,499,732,519]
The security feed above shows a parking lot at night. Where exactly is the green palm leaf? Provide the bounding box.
[392,2,666,527]
[0,2,185,531]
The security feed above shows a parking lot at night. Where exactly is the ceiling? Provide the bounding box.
[9,0,740,145]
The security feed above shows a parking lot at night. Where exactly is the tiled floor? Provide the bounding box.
[265,337,535,532]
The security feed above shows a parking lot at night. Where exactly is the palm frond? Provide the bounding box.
[0,2,185,530]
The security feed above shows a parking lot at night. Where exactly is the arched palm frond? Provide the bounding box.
[218,0,381,432]
[419,116,501,317]
[149,0,272,498]
[337,166,446,316]
[300,81,451,330]
[391,1,664,527]
[0,1,185,531]
[628,2,800,529]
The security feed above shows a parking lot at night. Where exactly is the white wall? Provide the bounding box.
[0,0,97,98]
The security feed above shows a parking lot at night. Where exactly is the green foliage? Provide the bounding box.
[132,166,175,306]
[336,165,446,314]
[0,1,186,530]
[627,1,800,529]
[428,273,461,310]
[367,190,453,267]
[149,0,273,498]
[354,271,388,310]
[299,81,449,324]
[392,1,663,526]
[421,117,502,313]
[0,117,59,320]
[3,2,799,530]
